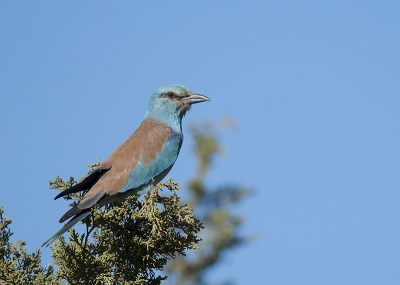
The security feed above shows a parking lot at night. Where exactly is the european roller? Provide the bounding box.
[42,84,210,247]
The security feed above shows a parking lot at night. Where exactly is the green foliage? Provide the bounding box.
[1,178,203,285]
[0,207,61,285]
[0,118,248,285]
[166,119,250,285]
[49,177,203,285]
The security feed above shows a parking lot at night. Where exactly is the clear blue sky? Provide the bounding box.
[1,1,399,284]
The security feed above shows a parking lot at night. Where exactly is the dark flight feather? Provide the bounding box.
[54,166,111,200]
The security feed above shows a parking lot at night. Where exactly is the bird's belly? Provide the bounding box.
[123,163,175,196]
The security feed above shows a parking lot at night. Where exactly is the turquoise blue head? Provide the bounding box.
[145,84,210,123]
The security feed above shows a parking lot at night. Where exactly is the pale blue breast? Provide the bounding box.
[120,129,183,193]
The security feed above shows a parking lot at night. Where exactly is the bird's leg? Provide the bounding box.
[140,195,152,212]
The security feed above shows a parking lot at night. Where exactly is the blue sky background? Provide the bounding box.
[1,1,400,284]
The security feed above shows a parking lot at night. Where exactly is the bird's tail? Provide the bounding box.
[42,210,91,247]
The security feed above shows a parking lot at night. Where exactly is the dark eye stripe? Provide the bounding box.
[162,92,175,98]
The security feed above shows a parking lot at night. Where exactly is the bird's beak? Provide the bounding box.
[185,93,211,105]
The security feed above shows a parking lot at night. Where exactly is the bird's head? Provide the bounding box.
[145,84,210,124]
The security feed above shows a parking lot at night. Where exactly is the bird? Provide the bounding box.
[42,84,210,247]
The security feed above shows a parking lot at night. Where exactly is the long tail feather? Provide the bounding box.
[43,192,122,247]
[42,210,91,247]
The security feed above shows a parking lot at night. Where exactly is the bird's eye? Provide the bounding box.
[167,92,174,97]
